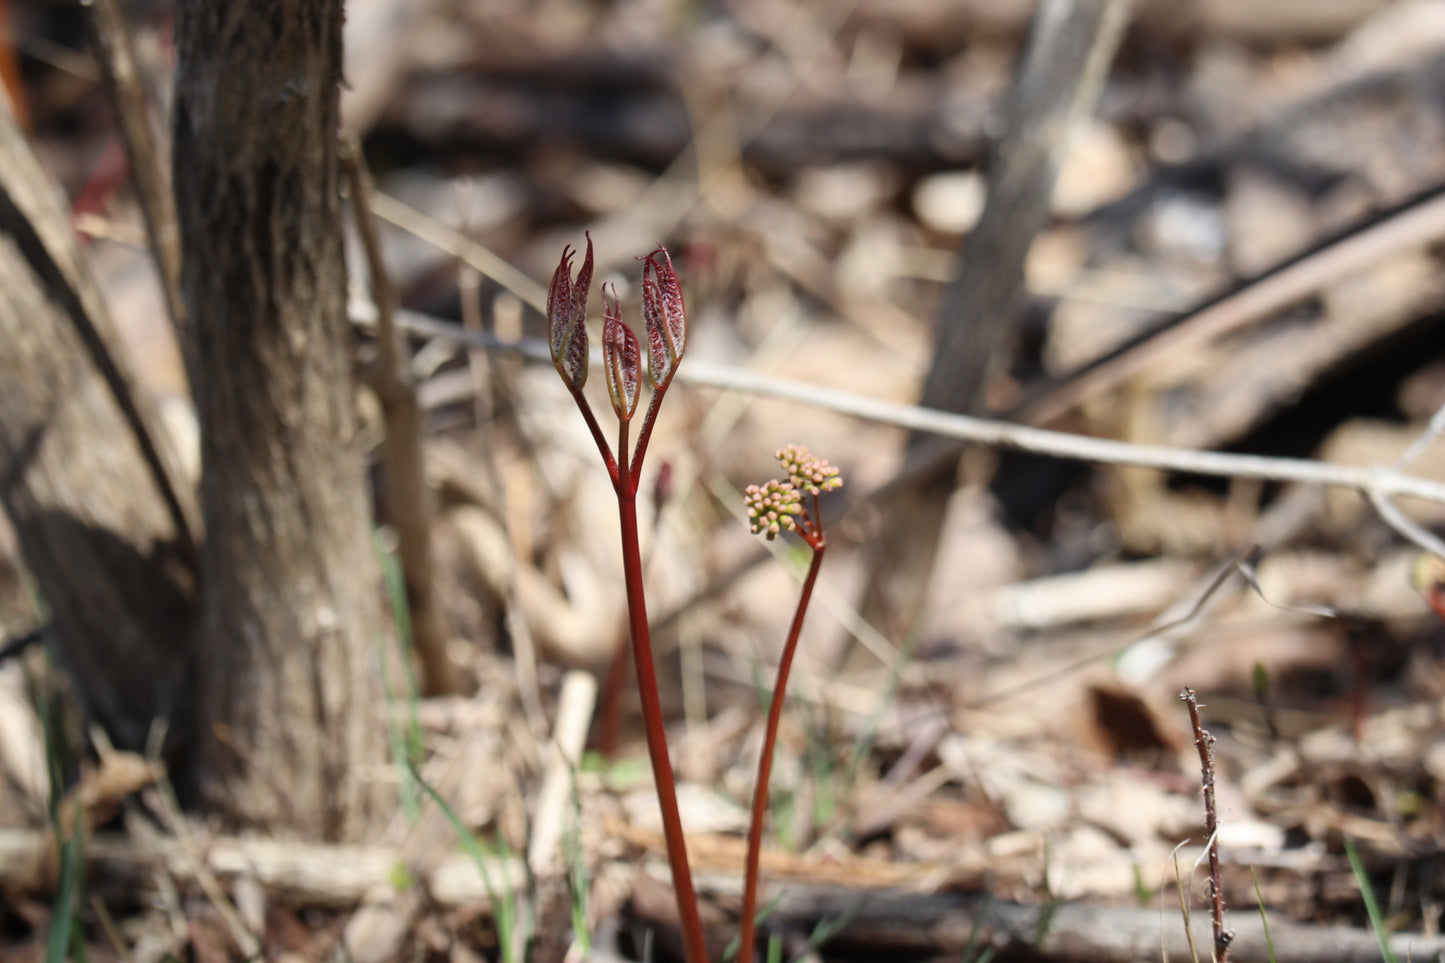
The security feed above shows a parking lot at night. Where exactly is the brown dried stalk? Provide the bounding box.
[1181,687,1232,962]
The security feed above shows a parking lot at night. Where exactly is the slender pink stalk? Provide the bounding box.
[619,489,708,963]
[738,450,840,963]
[738,542,825,963]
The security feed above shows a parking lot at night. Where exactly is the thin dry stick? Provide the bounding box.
[145,781,262,959]
[0,94,200,556]
[85,0,185,340]
[1395,395,1445,471]
[341,137,459,696]
[1180,688,1231,963]
[371,311,1445,508]
[89,893,137,963]
[1015,185,1445,427]
[1367,487,1445,561]
[366,190,548,310]
[1371,395,1445,559]
[527,669,597,875]
[454,193,548,732]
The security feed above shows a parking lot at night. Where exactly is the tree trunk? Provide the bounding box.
[173,0,384,840]
[0,103,196,755]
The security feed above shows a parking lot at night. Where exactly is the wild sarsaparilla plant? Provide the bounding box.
[738,444,839,963]
[549,236,840,963]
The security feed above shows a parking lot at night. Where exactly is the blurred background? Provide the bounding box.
[2,0,1445,959]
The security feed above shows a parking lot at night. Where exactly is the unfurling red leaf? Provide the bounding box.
[548,234,593,390]
[602,285,641,421]
[546,247,572,353]
[641,248,686,390]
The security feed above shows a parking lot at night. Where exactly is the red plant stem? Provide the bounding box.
[570,387,618,485]
[618,486,708,963]
[739,544,826,963]
[617,418,631,489]
[632,388,667,482]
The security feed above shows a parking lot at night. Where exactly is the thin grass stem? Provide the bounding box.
[1345,837,1400,963]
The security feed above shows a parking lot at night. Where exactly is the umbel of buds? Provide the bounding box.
[745,445,842,549]
[775,443,843,495]
[744,480,803,539]
[738,443,839,963]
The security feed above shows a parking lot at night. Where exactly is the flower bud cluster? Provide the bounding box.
[774,444,843,495]
[744,479,802,539]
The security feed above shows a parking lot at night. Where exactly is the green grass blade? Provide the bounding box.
[1032,842,1057,948]
[44,836,79,963]
[409,762,522,963]
[1251,868,1278,963]
[959,896,995,963]
[564,781,591,958]
[45,808,87,963]
[723,894,783,962]
[766,935,783,963]
[802,895,868,952]
[374,532,424,762]
[373,532,423,819]
[1345,837,1398,963]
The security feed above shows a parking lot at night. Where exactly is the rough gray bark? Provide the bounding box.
[174,0,384,839]
[852,0,1130,662]
[0,103,196,754]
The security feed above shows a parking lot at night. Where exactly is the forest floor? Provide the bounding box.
[4,0,1445,960]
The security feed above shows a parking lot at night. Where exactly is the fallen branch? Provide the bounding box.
[1015,185,1445,428]
[358,306,1445,508]
[634,875,1445,963]
[342,137,459,697]
[0,828,525,910]
[8,826,1437,963]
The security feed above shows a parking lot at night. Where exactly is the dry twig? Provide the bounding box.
[1181,687,1232,962]
[1016,185,1445,427]
[368,309,1445,509]
[85,0,185,342]
[342,137,459,697]
[860,0,1132,652]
